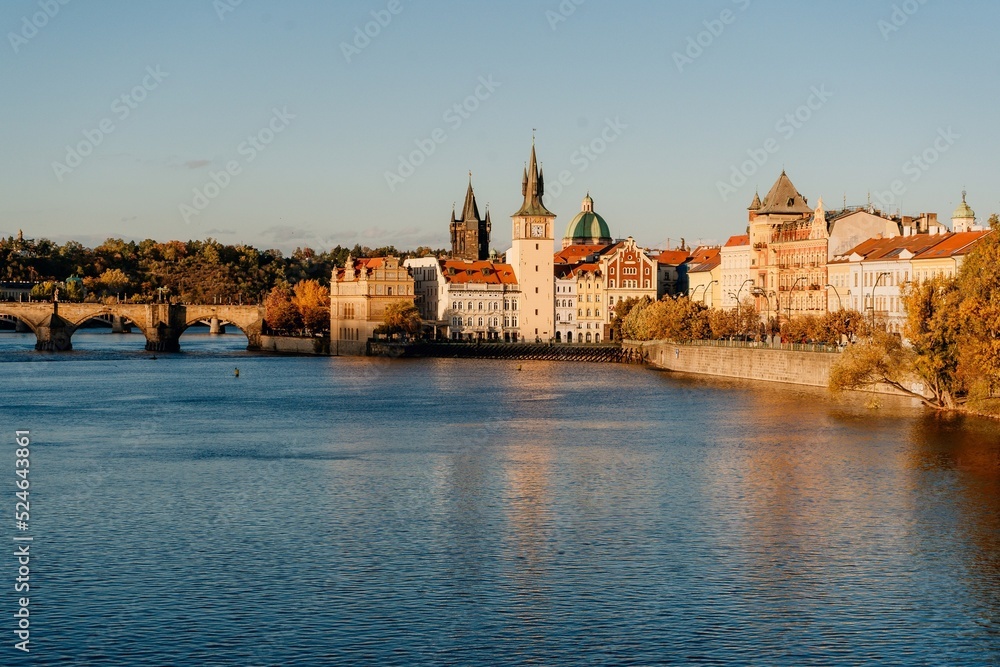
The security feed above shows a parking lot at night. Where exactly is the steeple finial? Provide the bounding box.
[962,188,967,203]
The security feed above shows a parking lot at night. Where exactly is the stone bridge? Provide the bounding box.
[0,302,265,352]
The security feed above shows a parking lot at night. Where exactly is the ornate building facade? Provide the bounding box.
[330,255,415,355]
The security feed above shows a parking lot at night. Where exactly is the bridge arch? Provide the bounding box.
[69,307,148,337]
[180,317,252,343]
[0,308,38,334]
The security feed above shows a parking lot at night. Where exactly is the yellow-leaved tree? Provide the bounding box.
[291,280,330,334]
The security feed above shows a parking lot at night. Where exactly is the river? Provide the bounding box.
[2,330,999,665]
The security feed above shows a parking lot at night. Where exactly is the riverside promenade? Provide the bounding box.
[625,339,841,388]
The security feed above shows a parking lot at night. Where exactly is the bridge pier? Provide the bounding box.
[209,317,226,335]
[144,322,182,353]
[0,303,265,353]
[35,311,73,351]
[111,315,132,334]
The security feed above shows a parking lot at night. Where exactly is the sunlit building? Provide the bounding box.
[330,255,416,355]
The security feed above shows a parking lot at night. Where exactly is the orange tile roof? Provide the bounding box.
[914,230,992,259]
[864,235,946,261]
[440,259,518,285]
[334,256,393,282]
[570,262,602,278]
[655,249,691,265]
[689,246,721,264]
[724,234,750,247]
[554,244,611,264]
[829,237,886,263]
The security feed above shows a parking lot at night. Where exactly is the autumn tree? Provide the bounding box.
[903,276,964,409]
[98,268,130,296]
[621,296,709,342]
[291,279,330,334]
[611,296,646,341]
[827,330,943,407]
[707,308,737,340]
[264,284,301,333]
[378,301,422,338]
[953,215,1000,412]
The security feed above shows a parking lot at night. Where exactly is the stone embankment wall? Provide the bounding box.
[260,335,329,356]
[627,340,838,388]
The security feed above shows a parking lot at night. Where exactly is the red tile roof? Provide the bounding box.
[689,246,721,265]
[655,249,691,265]
[440,260,518,285]
[724,235,750,247]
[914,230,992,259]
[554,244,611,264]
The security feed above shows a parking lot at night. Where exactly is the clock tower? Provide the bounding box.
[509,140,556,342]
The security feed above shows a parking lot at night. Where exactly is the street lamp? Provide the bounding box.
[870,272,891,328]
[825,283,842,311]
[691,284,707,302]
[701,280,718,306]
[787,276,807,320]
[751,287,775,342]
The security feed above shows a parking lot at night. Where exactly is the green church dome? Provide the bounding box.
[952,191,975,220]
[563,194,612,244]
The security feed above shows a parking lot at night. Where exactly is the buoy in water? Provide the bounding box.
[234,367,240,378]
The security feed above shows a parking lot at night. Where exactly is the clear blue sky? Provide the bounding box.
[1,0,997,253]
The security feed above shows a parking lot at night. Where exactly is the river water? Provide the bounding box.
[2,330,999,665]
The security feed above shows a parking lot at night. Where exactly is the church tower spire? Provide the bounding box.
[514,142,554,218]
[449,173,490,261]
[510,136,556,342]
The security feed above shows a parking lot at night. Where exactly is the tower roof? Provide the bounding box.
[758,171,811,215]
[952,190,976,220]
[749,191,762,211]
[513,141,555,218]
[458,173,481,222]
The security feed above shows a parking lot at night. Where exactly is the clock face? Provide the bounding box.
[530,224,545,238]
